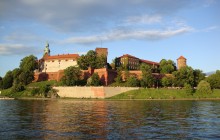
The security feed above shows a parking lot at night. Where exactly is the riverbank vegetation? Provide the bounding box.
[0,80,59,98]
[108,88,220,100]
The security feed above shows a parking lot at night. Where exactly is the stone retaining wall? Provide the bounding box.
[53,87,139,98]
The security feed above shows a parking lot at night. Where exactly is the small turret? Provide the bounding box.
[44,42,50,56]
[177,56,187,69]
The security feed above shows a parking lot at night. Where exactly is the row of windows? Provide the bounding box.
[128,61,139,65]
[116,61,139,66]
[46,59,76,62]
[129,66,138,70]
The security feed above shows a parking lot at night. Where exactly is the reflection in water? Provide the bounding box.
[0,100,220,139]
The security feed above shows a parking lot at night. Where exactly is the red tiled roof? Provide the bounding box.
[44,54,80,60]
[118,54,159,65]
[140,59,160,65]
[119,54,139,59]
[177,56,186,60]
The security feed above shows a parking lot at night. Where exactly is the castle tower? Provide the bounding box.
[44,42,50,56]
[95,48,108,57]
[177,56,187,69]
[95,48,108,64]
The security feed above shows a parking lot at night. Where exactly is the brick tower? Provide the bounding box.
[177,56,187,69]
[95,48,108,64]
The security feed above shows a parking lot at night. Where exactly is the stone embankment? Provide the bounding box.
[53,86,139,98]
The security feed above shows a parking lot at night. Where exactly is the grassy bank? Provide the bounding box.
[108,88,220,100]
[0,80,59,98]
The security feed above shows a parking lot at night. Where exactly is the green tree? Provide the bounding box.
[11,83,25,92]
[197,80,212,94]
[77,55,88,70]
[96,55,107,69]
[110,58,116,70]
[161,76,174,87]
[0,77,3,89]
[19,71,34,85]
[2,71,13,89]
[140,64,155,88]
[39,84,52,97]
[61,66,82,86]
[115,66,123,83]
[126,76,139,87]
[19,55,38,72]
[184,83,193,95]
[88,73,101,86]
[159,59,176,74]
[172,66,194,87]
[193,69,205,87]
[124,68,130,81]
[77,50,106,70]
[86,50,97,68]
[206,70,220,89]
[18,55,38,85]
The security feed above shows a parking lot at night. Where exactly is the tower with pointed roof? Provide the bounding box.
[44,42,50,56]
[177,56,187,69]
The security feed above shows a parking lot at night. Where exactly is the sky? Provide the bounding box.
[0,0,220,77]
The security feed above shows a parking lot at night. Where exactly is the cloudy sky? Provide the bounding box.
[0,0,220,76]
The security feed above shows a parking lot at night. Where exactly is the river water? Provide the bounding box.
[0,99,220,139]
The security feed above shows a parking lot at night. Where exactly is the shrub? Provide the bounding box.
[184,83,193,95]
[162,76,173,87]
[87,73,101,86]
[31,88,40,96]
[126,76,140,87]
[39,84,51,97]
[11,83,25,92]
[197,80,212,94]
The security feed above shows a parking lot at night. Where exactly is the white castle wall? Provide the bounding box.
[42,59,77,72]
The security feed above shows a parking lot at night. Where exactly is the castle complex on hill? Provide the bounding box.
[34,43,187,85]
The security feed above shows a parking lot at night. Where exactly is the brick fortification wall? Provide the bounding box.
[34,68,117,86]
[53,86,139,98]
[34,70,64,82]
[121,70,163,81]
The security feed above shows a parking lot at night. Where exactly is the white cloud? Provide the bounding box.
[125,15,162,25]
[202,26,219,32]
[0,0,194,32]
[3,32,43,43]
[0,44,40,55]
[63,26,193,44]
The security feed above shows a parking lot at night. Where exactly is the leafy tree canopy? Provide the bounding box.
[61,66,82,86]
[172,66,194,87]
[19,55,38,72]
[159,59,176,74]
[197,80,212,94]
[206,70,220,89]
[161,76,174,87]
[115,66,123,83]
[77,50,106,70]
[126,76,139,87]
[193,69,205,87]
[0,76,3,89]
[88,73,101,86]
[2,71,13,89]
[140,63,155,88]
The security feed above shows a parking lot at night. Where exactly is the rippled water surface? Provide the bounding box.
[0,99,220,139]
